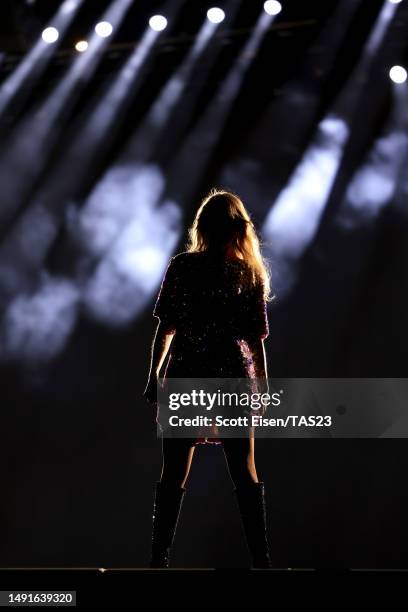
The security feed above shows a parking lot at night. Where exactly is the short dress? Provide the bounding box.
[152,250,269,444]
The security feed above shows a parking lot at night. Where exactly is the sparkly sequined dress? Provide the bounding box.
[153,250,269,444]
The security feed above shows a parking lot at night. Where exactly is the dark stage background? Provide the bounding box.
[0,0,407,569]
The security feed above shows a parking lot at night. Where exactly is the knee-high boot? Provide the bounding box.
[149,481,186,568]
[234,481,272,568]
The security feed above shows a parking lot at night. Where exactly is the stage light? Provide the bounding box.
[262,0,400,297]
[263,1,282,15]
[95,21,113,38]
[388,0,403,4]
[149,15,167,31]
[207,7,225,23]
[75,40,88,52]
[389,65,407,83]
[0,0,133,241]
[42,27,59,44]
[0,1,84,119]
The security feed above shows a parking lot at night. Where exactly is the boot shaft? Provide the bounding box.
[234,481,272,568]
[150,481,186,568]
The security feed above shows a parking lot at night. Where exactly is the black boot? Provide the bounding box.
[234,481,272,568]
[149,481,186,568]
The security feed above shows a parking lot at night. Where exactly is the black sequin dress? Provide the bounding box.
[153,250,269,444]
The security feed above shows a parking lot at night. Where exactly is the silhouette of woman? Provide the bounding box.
[143,189,272,568]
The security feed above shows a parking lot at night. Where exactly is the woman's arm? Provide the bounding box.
[143,321,175,403]
[247,337,268,379]
[247,338,269,414]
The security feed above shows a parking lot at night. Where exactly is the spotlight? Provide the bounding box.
[389,65,407,83]
[388,0,403,4]
[95,21,113,38]
[75,40,88,52]
[263,0,282,15]
[42,27,59,44]
[206,7,225,24]
[149,15,167,31]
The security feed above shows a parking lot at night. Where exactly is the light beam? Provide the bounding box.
[0,0,84,119]
[0,0,134,238]
[262,0,401,296]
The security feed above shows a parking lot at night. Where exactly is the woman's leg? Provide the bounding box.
[150,438,196,567]
[160,437,196,488]
[222,435,258,487]
[222,435,272,568]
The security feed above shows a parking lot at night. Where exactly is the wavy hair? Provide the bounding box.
[186,189,272,300]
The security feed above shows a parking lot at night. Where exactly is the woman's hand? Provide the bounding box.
[143,321,175,407]
[143,377,158,405]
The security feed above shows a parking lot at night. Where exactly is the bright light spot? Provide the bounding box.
[389,65,407,84]
[75,40,88,52]
[42,27,59,44]
[2,277,79,362]
[62,0,78,13]
[263,0,282,15]
[207,7,225,23]
[79,164,181,326]
[149,15,168,31]
[388,0,403,5]
[95,21,113,38]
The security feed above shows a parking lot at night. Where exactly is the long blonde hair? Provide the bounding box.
[187,188,272,300]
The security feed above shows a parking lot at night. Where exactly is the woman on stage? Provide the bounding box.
[143,189,272,568]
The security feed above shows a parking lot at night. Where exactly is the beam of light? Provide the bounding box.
[83,186,182,325]
[0,0,84,119]
[389,64,407,83]
[121,0,243,172]
[165,8,276,206]
[337,84,408,228]
[123,19,220,165]
[262,0,400,296]
[284,86,408,369]
[220,0,363,214]
[0,0,134,238]
[0,276,80,364]
[149,15,168,31]
[0,25,159,302]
